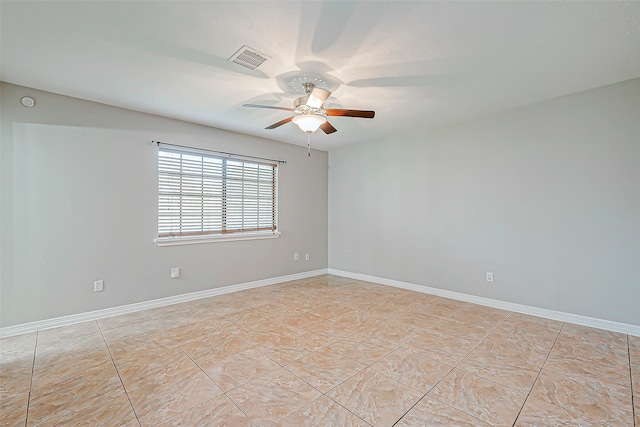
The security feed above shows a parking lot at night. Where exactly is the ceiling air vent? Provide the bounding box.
[229,45,270,70]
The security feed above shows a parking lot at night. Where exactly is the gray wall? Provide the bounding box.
[329,78,640,326]
[1,83,328,327]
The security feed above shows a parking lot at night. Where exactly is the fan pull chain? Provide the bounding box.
[307,131,311,157]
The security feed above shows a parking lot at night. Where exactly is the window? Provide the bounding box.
[155,146,279,245]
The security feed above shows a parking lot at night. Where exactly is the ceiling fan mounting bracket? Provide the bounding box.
[288,75,330,94]
[302,82,315,94]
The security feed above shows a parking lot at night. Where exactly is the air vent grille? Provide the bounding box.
[229,45,270,70]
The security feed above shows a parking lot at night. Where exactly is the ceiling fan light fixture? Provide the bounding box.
[292,115,326,133]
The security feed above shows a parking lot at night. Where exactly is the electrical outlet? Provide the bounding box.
[486,272,494,282]
[294,252,299,261]
[94,280,104,292]
[305,253,310,261]
[171,267,180,278]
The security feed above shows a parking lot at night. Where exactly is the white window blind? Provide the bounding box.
[157,147,278,240]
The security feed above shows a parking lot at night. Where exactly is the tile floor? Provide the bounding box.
[1,274,638,426]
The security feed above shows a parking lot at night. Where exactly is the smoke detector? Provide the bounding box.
[21,96,36,108]
[229,45,270,70]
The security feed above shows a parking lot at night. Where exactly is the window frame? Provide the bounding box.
[154,146,280,246]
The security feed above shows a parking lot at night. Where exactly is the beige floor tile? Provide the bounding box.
[391,311,443,331]
[152,394,252,427]
[560,323,628,347]
[286,346,365,393]
[412,299,466,319]
[162,321,249,358]
[254,331,324,365]
[179,327,251,362]
[327,367,423,427]
[544,347,631,389]
[281,294,330,313]
[198,300,249,318]
[196,347,280,392]
[31,356,117,397]
[35,321,101,346]
[126,365,222,426]
[106,330,184,369]
[459,304,511,317]
[328,333,398,365]
[0,363,33,400]
[120,353,217,394]
[301,318,358,341]
[395,397,491,426]
[496,314,562,337]
[327,310,380,331]
[449,308,510,328]
[0,333,37,358]
[253,301,302,318]
[632,361,640,398]
[26,378,135,427]
[161,319,221,348]
[3,275,636,427]
[299,299,353,320]
[475,327,554,368]
[530,369,634,426]
[271,311,326,334]
[224,320,298,346]
[146,302,193,319]
[277,395,370,426]
[514,396,602,426]
[403,331,480,365]
[358,318,423,346]
[1,334,36,400]
[97,311,152,331]
[99,319,164,343]
[114,348,189,387]
[502,312,563,335]
[0,392,29,427]
[210,309,267,328]
[371,348,453,394]
[457,349,540,393]
[34,337,113,369]
[629,334,640,360]
[360,301,406,319]
[430,297,473,310]
[551,332,630,367]
[429,369,527,427]
[227,368,321,426]
[635,398,640,426]
[152,309,215,330]
[385,291,437,307]
[428,318,494,341]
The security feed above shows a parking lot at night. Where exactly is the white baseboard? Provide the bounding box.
[0,269,329,338]
[5,268,637,338]
[328,269,640,337]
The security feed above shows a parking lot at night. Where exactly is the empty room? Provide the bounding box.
[1,1,639,426]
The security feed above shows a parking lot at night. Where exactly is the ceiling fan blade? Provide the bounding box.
[243,104,294,112]
[306,88,331,109]
[326,109,375,119]
[320,121,337,134]
[265,117,293,129]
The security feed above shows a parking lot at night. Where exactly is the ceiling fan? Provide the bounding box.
[243,82,375,155]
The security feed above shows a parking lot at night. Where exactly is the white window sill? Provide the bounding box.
[154,231,281,246]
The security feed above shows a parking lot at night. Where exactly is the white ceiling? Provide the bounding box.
[2,1,639,151]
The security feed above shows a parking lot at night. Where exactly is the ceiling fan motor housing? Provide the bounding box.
[294,96,311,110]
